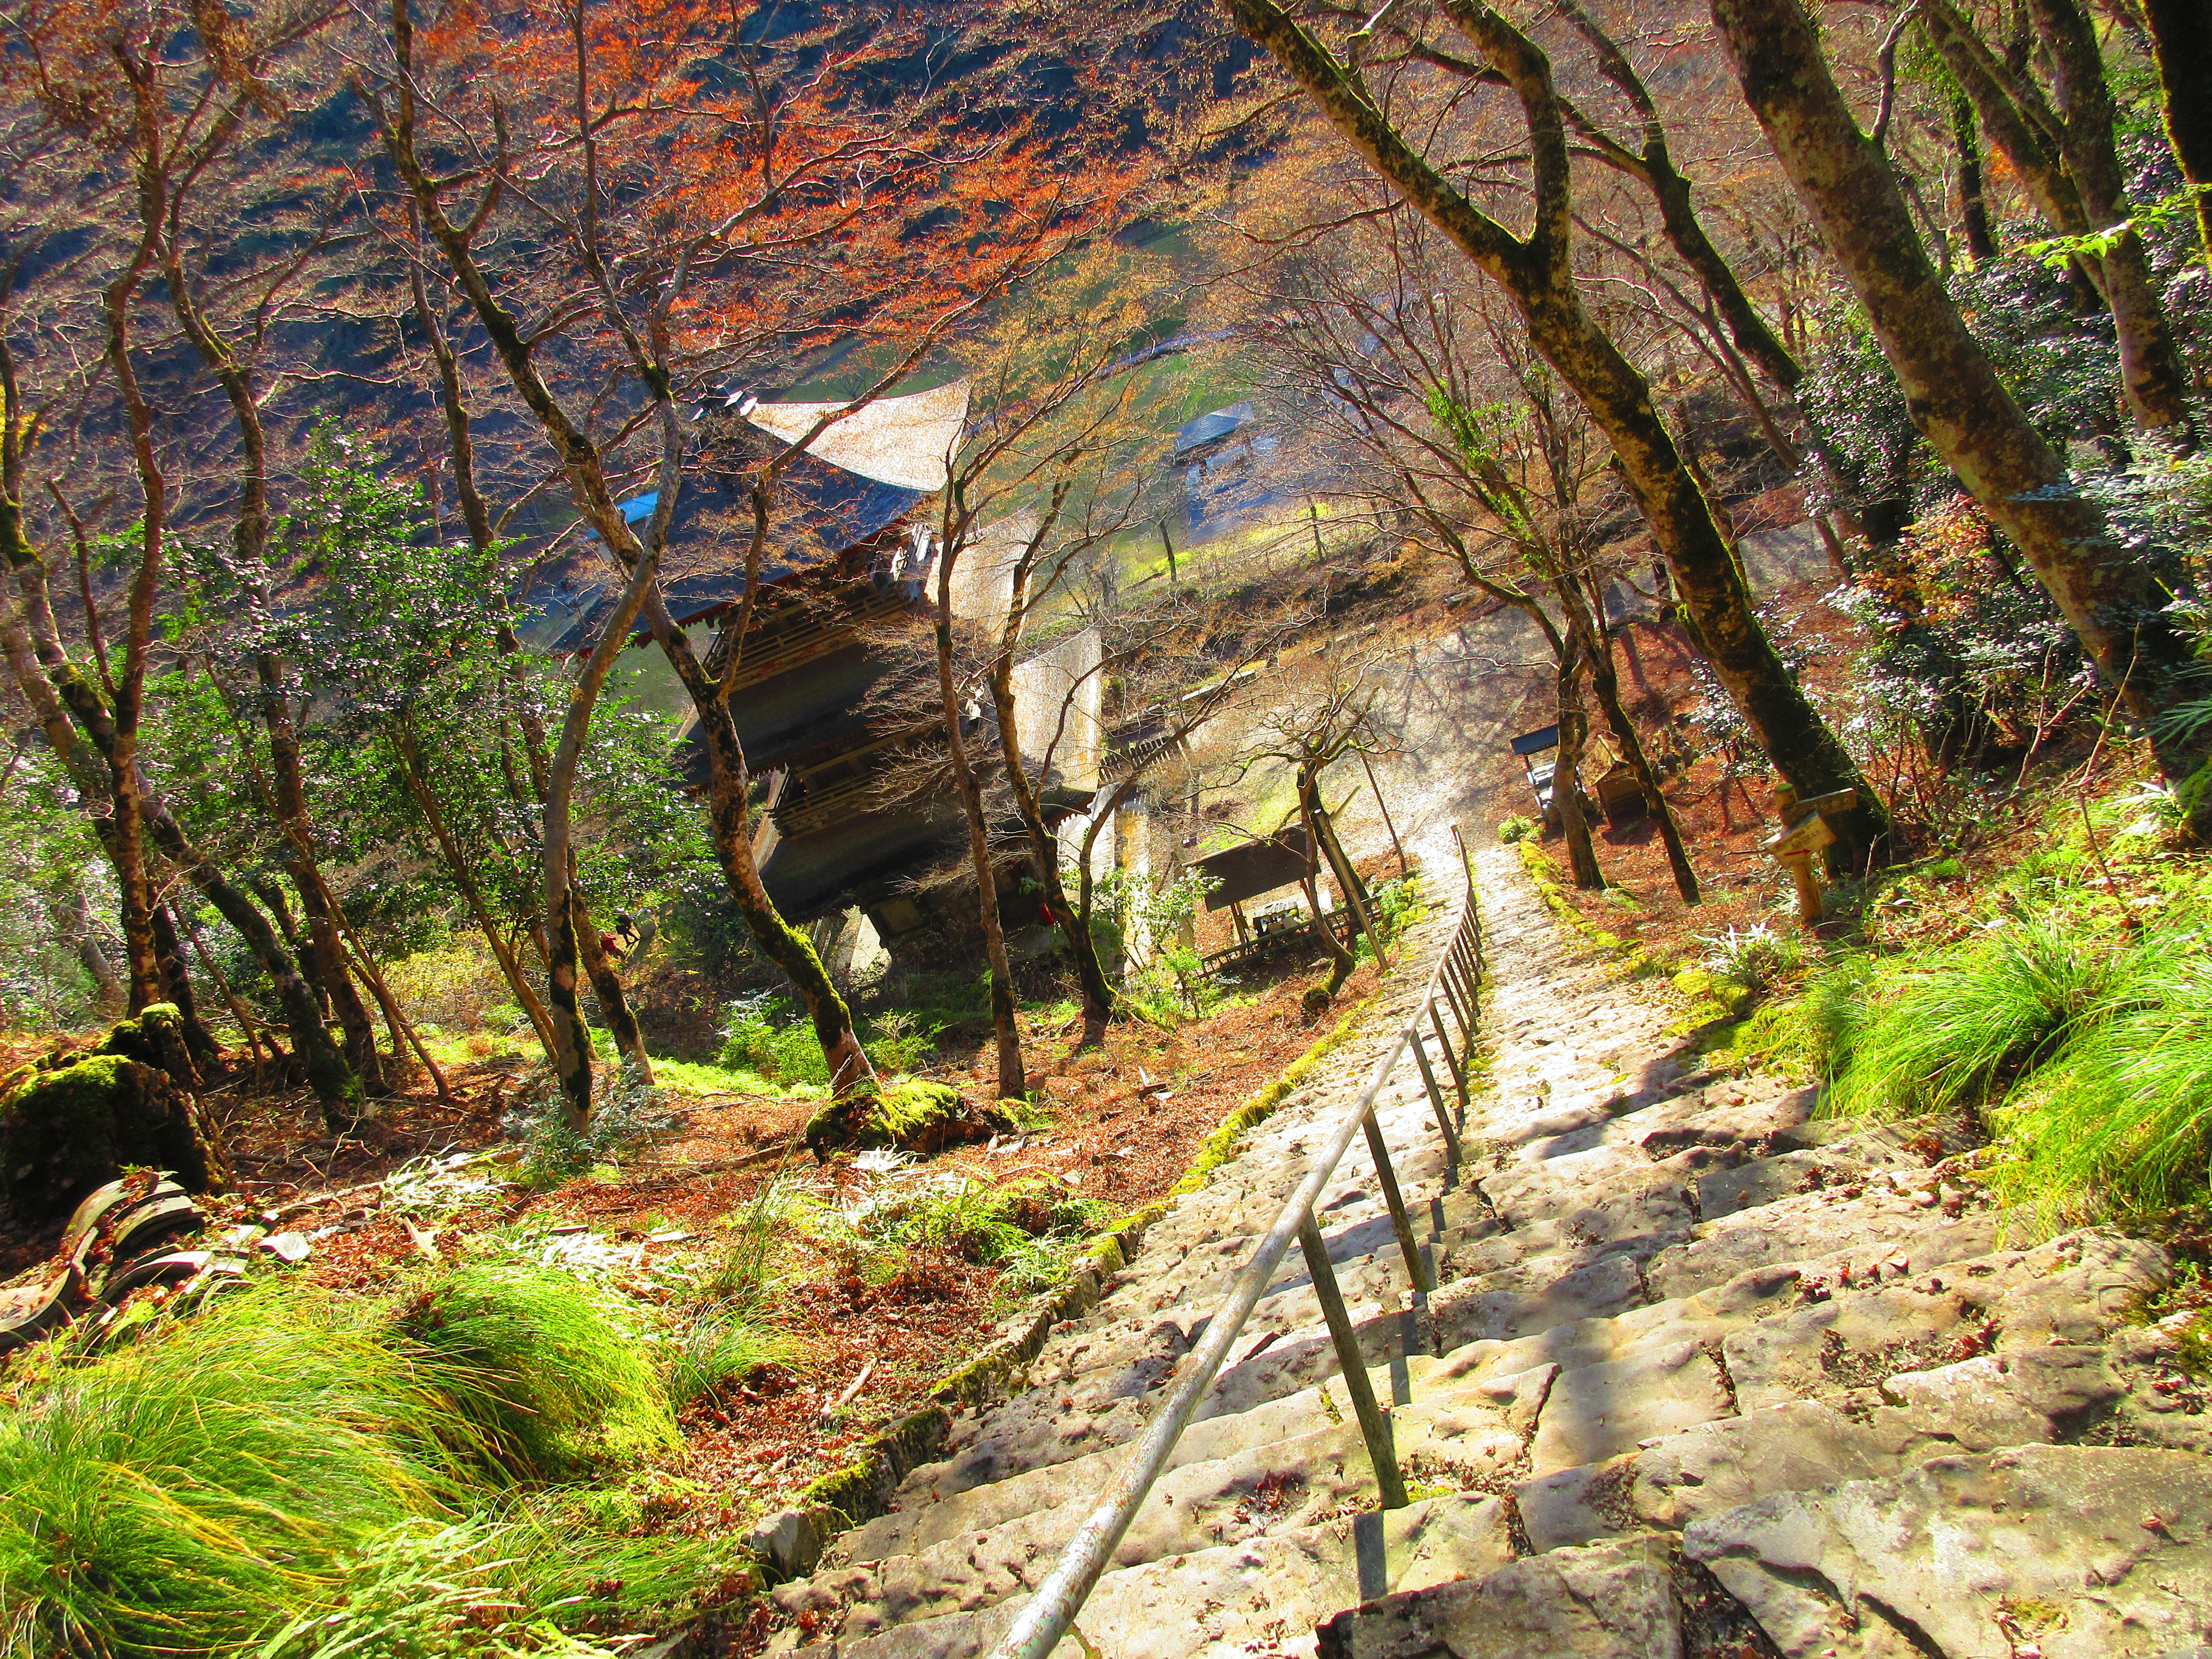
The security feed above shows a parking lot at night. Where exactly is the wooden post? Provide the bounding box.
[1358,748,1409,879]
[1362,1108,1434,1295]
[1298,1214,1409,1510]
[1764,783,1852,929]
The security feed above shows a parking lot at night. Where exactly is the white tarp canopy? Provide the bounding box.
[743,378,971,492]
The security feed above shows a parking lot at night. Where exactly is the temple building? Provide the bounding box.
[521,381,1105,966]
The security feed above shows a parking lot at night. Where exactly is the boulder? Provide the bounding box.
[0,1053,218,1220]
[804,1082,1011,1158]
[95,1002,204,1090]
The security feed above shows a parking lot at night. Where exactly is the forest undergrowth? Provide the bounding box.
[0,888,1415,1659]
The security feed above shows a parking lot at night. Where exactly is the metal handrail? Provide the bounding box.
[986,828,1485,1659]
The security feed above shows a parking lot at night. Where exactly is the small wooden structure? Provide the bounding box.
[1764,782,1858,923]
[1584,734,1647,828]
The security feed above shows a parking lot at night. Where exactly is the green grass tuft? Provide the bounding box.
[1818,912,2129,1118]
[2004,955,2212,1211]
[0,1290,447,1657]
[390,1260,677,1480]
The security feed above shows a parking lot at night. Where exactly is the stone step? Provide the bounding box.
[776,845,2190,1659]
[892,1116,2011,1535]
[856,1217,2163,1624]
[1318,1443,2212,1659]
[797,1366,1554,1641]
[788,1491,1520,1659]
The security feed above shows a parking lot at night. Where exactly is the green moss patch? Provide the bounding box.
[0,1054,216,1219]
[802,1081,1010,1158]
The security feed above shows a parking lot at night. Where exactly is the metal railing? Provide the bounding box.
[986,829,1486,1659]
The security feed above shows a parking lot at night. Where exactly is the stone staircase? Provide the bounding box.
[765,846,2212,1659]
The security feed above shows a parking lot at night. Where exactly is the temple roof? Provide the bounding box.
[743,379,972,492]
[1174,401,1255,457]
[521,452,932,656]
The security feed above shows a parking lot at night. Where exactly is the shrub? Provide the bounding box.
[390,1260,677,1479]
[1698,923,1806,997]
[863,1008,941,1074]
[382,936,513,1034]
[1495,815,1535,844]
[510,1071,684,1187]
[718,994,832,1087]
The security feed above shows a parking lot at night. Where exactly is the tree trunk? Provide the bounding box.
[1578,605,1699,903]
[1711,0,2212,827]
[264,668,384,1090]
[653,617,877,1096]
[389,722,561,1055]
[137,798,357,1124]
[1925,0,2197,449]
[148,902,223,1068]
[1304,768,1388,967]
[573,878,652,1080]
[1553,641,1605,890]
[989,671,1117,1042]
[0,544,161,1009]
[26,645,358,1121]
[1225,0,1893,876]
[1297,785,1360,995]
[2142,0,2212,275]
[63,885,125,1014]
[934,555,1025,1101]
[1952,95,1998,264]
[980,521,1116,1043]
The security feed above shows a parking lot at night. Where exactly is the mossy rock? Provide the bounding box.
[1670,966,1754,1023]
[0,1054,217,1220]
[803,1081,1011,1158]
[94,1002,202,1089]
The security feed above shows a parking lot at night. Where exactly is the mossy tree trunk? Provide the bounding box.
[651,612,879,1099]
[0,472,356,1120]
[1924,0,2197,451]
[1222,0,1894,876]
[2142,0,2212,276]
[1711,0,2212,828]
[1552,637,1605,891]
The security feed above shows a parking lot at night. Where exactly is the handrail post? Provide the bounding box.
[1438,953,1476,1048]
[1298,1213,1410,1511]
[1429,1000,1468,1111]
[1361,1107,1433,1294]
[1410,1026,1463,1166]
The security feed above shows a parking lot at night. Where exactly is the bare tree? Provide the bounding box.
[1219,0,1895,873]
[1252,212,1700,899]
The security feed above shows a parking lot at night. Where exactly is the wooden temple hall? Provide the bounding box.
[519,381,1106,961]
